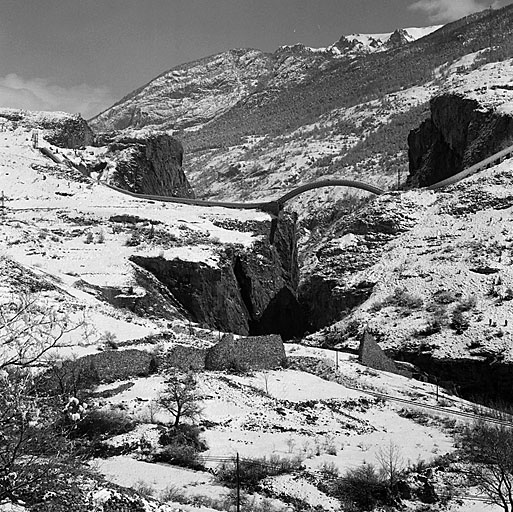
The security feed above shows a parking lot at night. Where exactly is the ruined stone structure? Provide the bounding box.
[163,345,207,371]
[79,349,158,381]
[48,333,287,387]
[358,331,411,377]
[205,333,287,371]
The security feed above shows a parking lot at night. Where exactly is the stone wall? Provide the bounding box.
[47,334,287,389]
[205,333,287,371]
[163,345,207,371]
[78,349,157,382]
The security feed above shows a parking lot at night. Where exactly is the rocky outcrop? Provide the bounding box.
[74,264,187,320]
[43,115,95,148]
[407,94,513,187]
[104,133,194,197]
[385,29,410,49]
[0,108,94,148]
[130,213,308,339]
[299,194,417,331]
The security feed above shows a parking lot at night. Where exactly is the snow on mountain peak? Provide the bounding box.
[330,25,442,55]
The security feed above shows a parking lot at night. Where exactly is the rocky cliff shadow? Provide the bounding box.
[130,214,310,339]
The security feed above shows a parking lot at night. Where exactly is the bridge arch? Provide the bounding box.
[275,179,385,207]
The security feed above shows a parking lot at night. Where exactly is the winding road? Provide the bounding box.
[46,140,513,214]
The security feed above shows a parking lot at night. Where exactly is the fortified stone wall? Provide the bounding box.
[163,345,207,371]
[49,334,287,388]
[78,349,157,382]
[205,333,287,371]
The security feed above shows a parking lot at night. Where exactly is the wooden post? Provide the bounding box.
[236,453,241,512]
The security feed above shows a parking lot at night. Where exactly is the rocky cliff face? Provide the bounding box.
[130,213,307,339]
[299,194,418,331]
[407,94,513,187]
[0,108,94,148]
[102,133,194,197]
[43,115,95,148]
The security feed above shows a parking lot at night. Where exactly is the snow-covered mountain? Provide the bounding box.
[329,25,442,54]
[89,24,441,135]
[88,4,513,218]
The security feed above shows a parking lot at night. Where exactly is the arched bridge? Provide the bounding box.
[42,140,513,214]
[102,178,386,215]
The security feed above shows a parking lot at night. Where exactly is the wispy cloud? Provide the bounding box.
[0,74,115,120]
[409,0,500,23]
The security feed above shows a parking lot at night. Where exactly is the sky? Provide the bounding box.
[0,0,511,119]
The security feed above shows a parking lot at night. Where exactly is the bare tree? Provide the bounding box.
[0,293,82,371]
[459,422,513,512]
[157,372,202,429]
[376,441,405,487]
[0,294,85,502]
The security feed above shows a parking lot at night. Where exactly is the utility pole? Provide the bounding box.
[489,5,493,50]
[236,453,241,512]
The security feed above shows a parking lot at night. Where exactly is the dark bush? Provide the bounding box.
[450,308,470,334]
[334,464,388,511]
[152,442,204,470]
[432,290,456,304]
[159,423,207,452]
[216,455,303,492]
[72,408,136,440]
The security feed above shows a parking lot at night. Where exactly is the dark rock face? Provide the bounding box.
[300,276,375,332]
[130,213,308,339]
[107,134,194,197]
[386,29,410,49]
[43,115,95,148]
[398,352,513,403]
[407,94,513,187]
[130,255,249,333]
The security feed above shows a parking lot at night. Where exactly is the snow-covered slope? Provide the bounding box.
[1,110,509,512]
[0,121,271,357]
